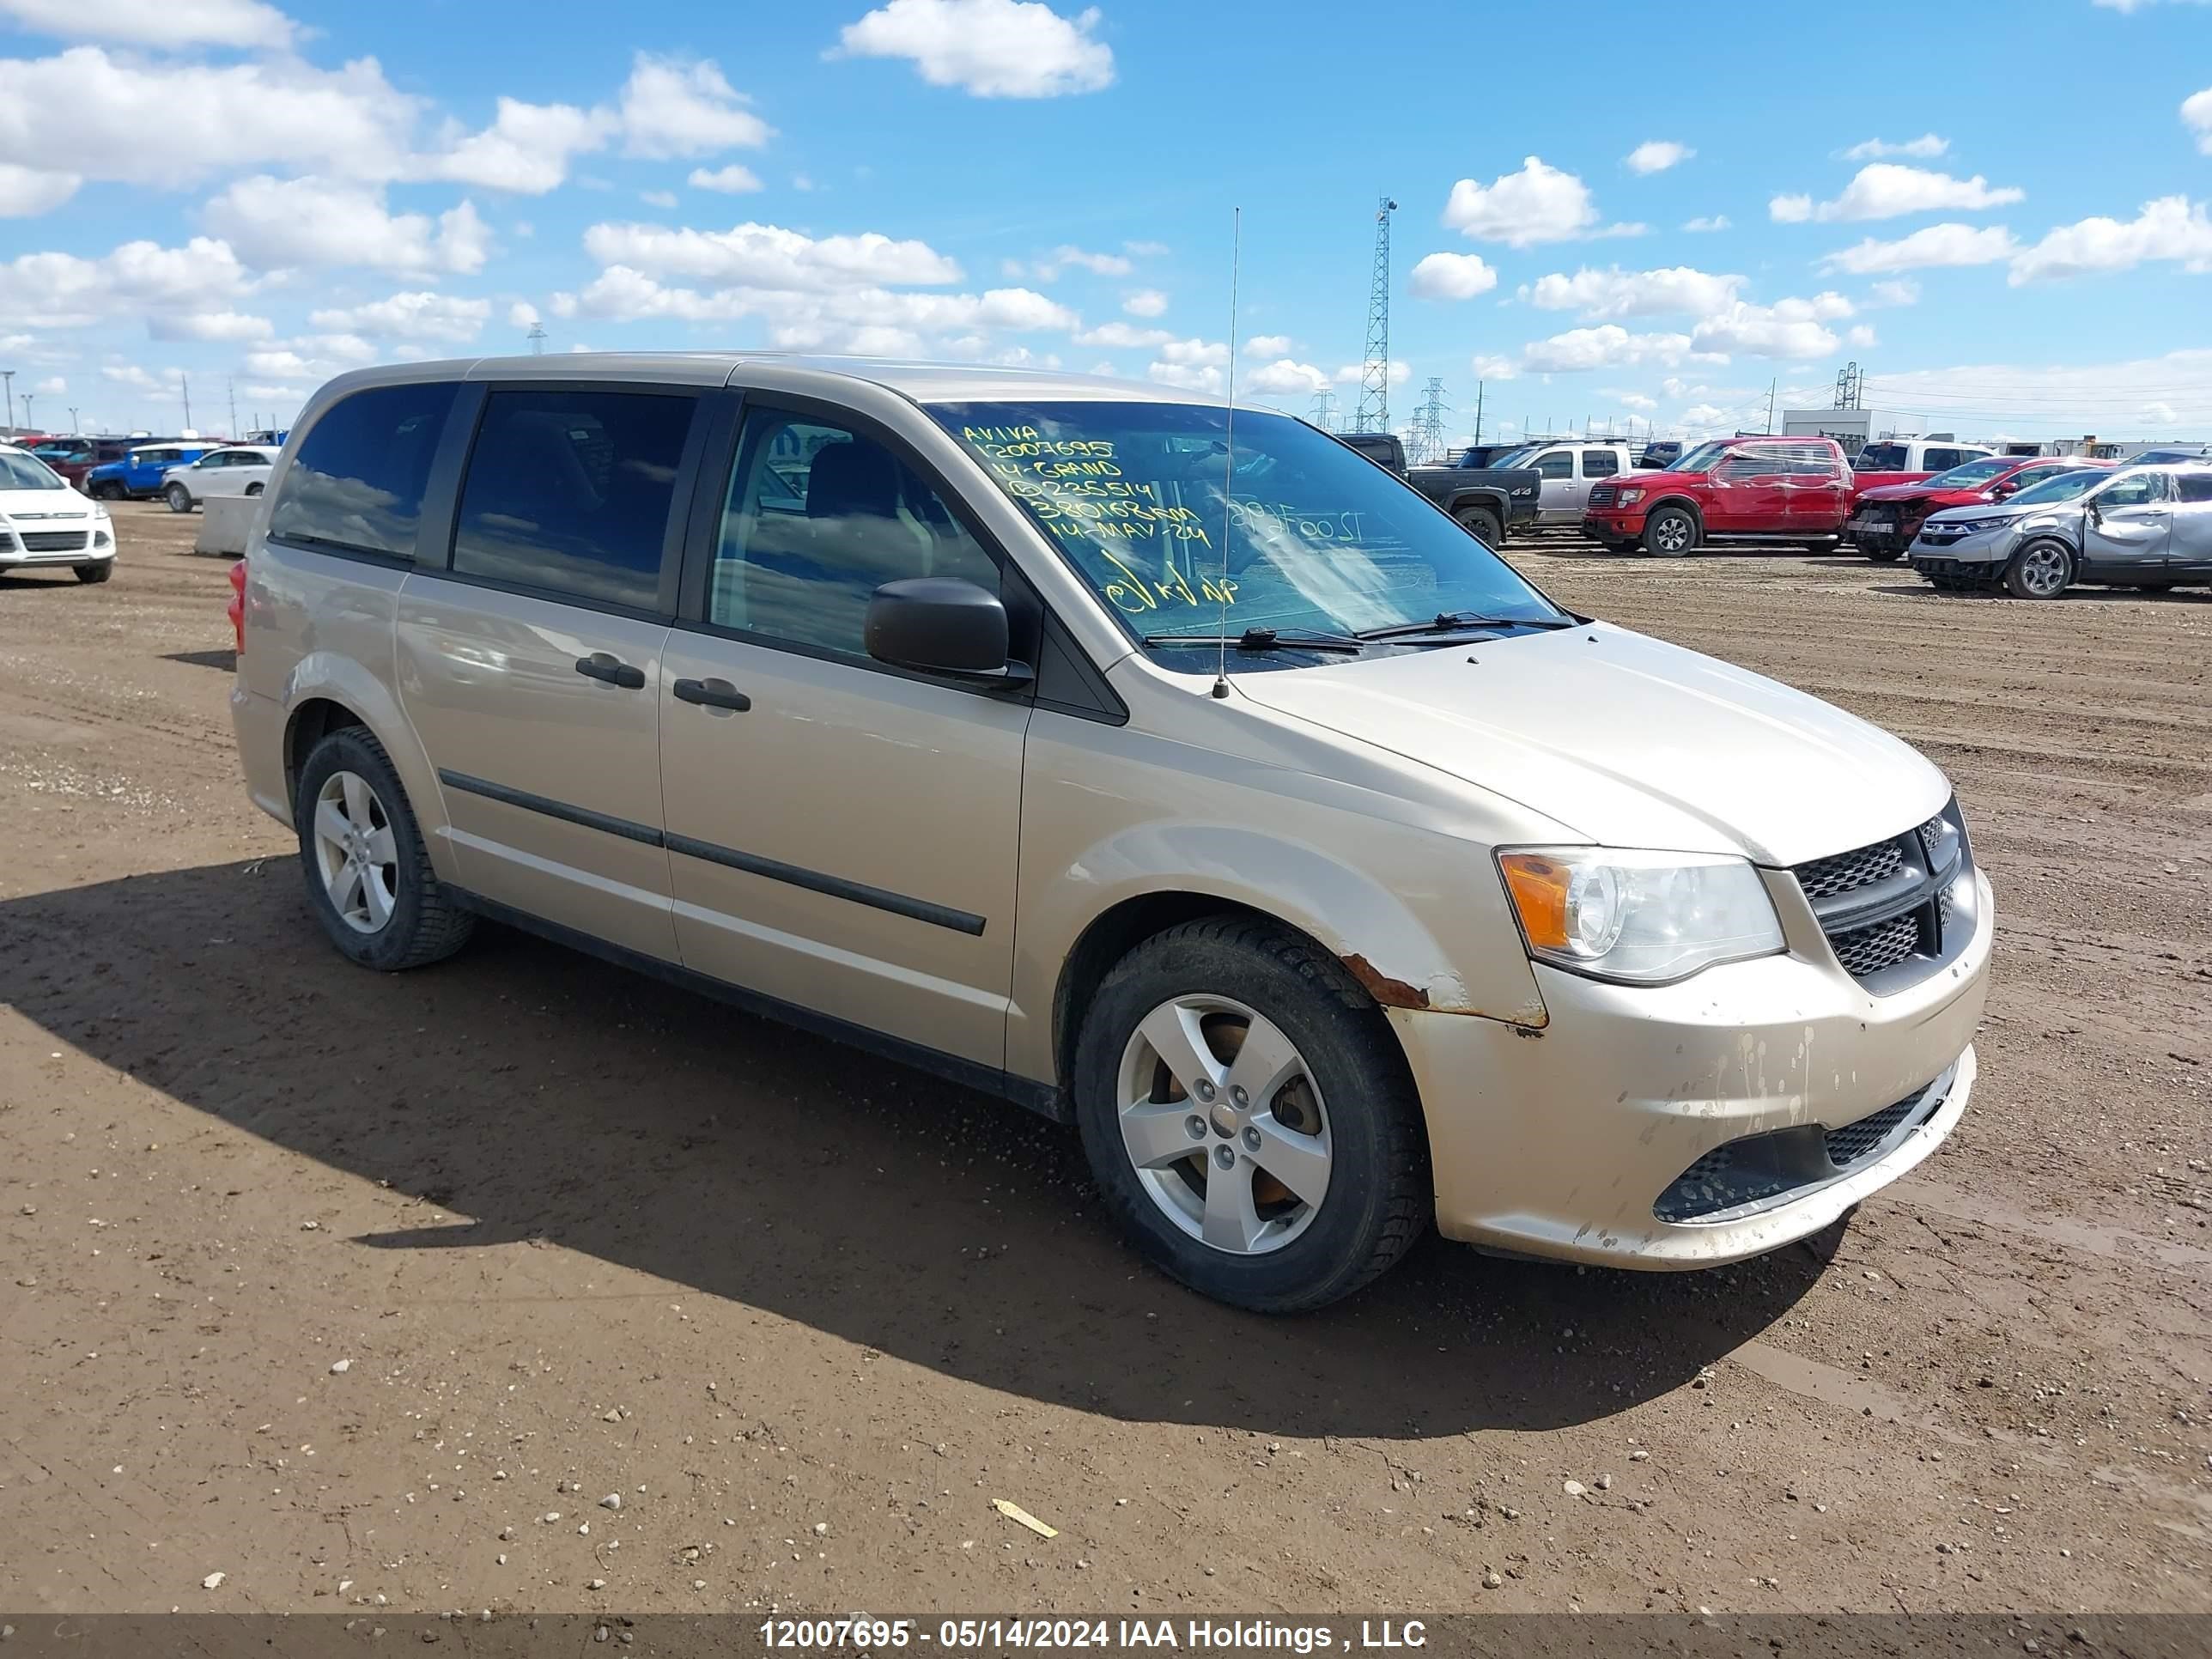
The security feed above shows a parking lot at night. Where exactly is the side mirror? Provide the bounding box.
[865,577,1031,687]
[1989,480,2015,499]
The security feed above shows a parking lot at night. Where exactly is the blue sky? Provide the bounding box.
[3,0,2209,444]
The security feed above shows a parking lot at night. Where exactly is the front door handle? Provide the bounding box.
[574,653,646,690]
[672,676,751,712]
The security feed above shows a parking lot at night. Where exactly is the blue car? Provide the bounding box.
[84,441,215,501]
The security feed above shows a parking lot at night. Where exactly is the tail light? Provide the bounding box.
[227,558,246,658]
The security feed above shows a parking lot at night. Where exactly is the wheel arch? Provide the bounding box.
[1445,487,1509,523]
[1643,493,1705,531]
[273,654,457,879]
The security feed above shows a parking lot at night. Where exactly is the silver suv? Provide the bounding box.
[231,356,1994,1310]
[1910,463,2212,597]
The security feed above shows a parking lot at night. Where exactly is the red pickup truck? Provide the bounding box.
[1844,455,2113,562]
[1583,435,1854,556]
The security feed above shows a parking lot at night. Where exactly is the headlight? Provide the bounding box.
[1616,488,1644,505]
[1947,517,2011,534]
[1497,848,1785,985]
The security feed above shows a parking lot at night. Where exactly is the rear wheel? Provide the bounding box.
[244,482,264,497]
[1803,536,1842,555]
[92,479,124,501]
[1862,544,1902,562]
[1640,506,1698,557]
[73,562,113,584]
[1454,505,1503,548]
[2002,538,2073,600]
[295,726,476,971]
[164,482,193,514]
[1073,917,1428,1312]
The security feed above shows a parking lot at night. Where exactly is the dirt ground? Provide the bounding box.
[2,503,2209,1620]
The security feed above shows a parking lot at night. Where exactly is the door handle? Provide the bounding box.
[672,676,751,712]
[574,653,646,690]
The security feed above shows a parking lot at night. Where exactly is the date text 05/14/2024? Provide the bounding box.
[757,1619,1430,1652]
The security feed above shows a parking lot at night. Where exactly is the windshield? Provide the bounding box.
[2005,469,2106,506]
[1925,459,2012,489]
[1486,444,1538,470]
[931,401,1567,651]
[1667,441,1738,471]
[0,450,66,490]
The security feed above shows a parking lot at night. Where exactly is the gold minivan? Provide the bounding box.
[230,356,1994,1310]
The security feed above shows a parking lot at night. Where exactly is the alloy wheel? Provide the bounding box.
[1115,994,1332,1255]
[311,769,400,934]
[2017,544,2068,598]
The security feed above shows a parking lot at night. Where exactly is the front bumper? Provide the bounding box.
[1909,524,2017,576]
[1582,508,1647,541]
[1394,868,1994,1268]
[0,526,114,566]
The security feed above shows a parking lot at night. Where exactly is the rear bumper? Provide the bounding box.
[231,684,293,827]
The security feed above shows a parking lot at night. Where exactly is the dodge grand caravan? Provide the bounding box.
[230,356,1995,1311]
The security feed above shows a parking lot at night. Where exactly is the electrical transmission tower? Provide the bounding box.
[1307,388,1339,432]
[1833,361,1863,410]
[1413,377,1449,462]
[527,321,548,356]
[1355,196,1397,433]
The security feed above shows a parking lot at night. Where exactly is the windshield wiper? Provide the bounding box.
[1355,610,1578,641]
[1141,626,1366,654]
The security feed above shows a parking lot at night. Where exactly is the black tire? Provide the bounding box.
[2002,538,2073,600]
[244,482,264,497]
[163,482,194,514]
[1862,545,1902,563]
[73,562,113,584]
[294,726,475,972]
[1454,505,1503,548]
[1640,505,1698,557]
[92,479,125,501]
[1072,916,1430,1312]
[1803,536,1842,555]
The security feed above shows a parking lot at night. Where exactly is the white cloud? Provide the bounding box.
[1776,164,2024,224]
[581,219,961,287]
[1821,222,2021,274]
[1245,358,1330,397]
[428,97,609,194]
[1866,278,1921,306]
[1408,251,1498,300]
[32,374,64,394]
[1863,348,2212,436]
[641,190,678,209]
[1845,324,1878,348]
[1625,140,1692,174]
[2185,87,2212,154]
[1147,362,1220,393]
[617,54,772,158]
[1244,334,1294,357]
[0,48,419,188]
[1468,353,1519,381]
[1074,320,1171,349]
[831,0,1114,98]
[1681,214,1730,233]
[508,301,540,329]
[1121,288,1167,317]
[1689,293,1852,361]
[2008,195,2212,283]
[689,164,763,193]
[205,176,492,274]
[1031,245,1131,279]
[1443,156,1609,248]
[1840,134,1948,161]
[1329,359,1413,387]
[1613,392,1657,411]
[103,363,186,396]
[147,310,274,342]
[0,236,248,329]
[1526,264,1744,319]
[309,291,491,343]
[1680,402,1729,430]
[0,0,296,49]
[1124,240,1168,258]
[1521,325,1700,373]
[1160,338,1229,370]
[0,161,80,216]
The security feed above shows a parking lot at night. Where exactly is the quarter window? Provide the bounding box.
[452,387,696,610]
[709,408,999,656]
[269,381,459,561]
[2178,473,2212,504]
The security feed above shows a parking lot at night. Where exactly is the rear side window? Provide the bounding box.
[269,381,459,560]
[1858,443,1909,471]
[451,387,696,611]
[1923,447,1966,471]
[2179,473,2212,503]
[1581,449,1620,477]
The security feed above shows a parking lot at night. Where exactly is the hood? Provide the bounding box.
[0,486,95,520]
[1858,481,1966,504]
[1924,496,2067,526]
[1233,623,1948,867]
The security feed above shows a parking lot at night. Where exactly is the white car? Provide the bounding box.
[162,445,283,513]
[0,442,117,583]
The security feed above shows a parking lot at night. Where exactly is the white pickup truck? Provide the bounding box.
[1486,440,1663,526]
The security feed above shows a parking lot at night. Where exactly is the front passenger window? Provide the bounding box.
[1534,452,1573,479]
[711,409,999,657]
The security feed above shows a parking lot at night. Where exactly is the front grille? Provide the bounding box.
[1825,1095,1920,1168]
[1587,483,1618,509]
[1791,804,1972,992]
[16,531,88,552]
[1830,910,1921,977]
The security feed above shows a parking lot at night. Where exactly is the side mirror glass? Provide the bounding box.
[865,577,1030,686]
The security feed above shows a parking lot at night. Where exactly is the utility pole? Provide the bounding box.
[1355,196,1397,433]
[1471,380,1484,445]
[21,393,33,430]
[1765,378,1777,434]
[181,373,193,432]
[69,406,81,434]
[2,368,14,434]
[228,377,238,438]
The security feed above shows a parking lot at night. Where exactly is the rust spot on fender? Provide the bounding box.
[1340,953,1431,1010]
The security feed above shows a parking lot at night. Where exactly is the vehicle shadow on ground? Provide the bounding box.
[161,647,239,672]
[0,860,1835,1439]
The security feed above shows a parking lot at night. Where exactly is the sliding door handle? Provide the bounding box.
[574,653,646,690]
[672,676,752,712]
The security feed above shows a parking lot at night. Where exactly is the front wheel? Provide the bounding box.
[2003,539,2073,600]
[1640,506,1698,557]
[92,479,124,501]
[73,562,113,584]
[295,726,476,971]
[1862,544,1902,563]
[164,482,193,514]
[1454,505,1503,548]
[1073,917,1429,1312]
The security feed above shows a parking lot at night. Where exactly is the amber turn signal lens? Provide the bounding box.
[1499,852,1571,951]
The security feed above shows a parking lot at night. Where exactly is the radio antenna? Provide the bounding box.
[1211,206,1242,701]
